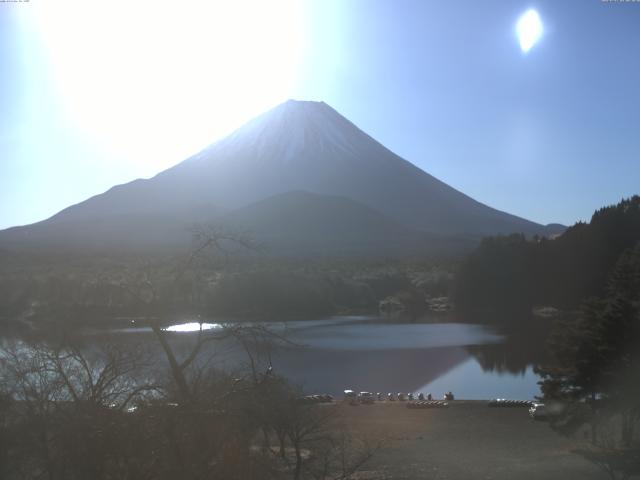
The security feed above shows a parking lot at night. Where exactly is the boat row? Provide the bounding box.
[406,401,450,409]
[488,399,533,408]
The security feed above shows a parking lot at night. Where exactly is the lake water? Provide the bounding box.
[150,316,544,400]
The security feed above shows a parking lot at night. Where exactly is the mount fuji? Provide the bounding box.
[0,100,562,254]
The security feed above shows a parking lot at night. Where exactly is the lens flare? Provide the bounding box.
[516,9,543,53]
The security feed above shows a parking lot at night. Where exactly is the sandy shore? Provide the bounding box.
[335,400,604,480]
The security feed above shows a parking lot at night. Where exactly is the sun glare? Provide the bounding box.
[163,322,222,333]
[27,1,305,171]
[516,9,543,53]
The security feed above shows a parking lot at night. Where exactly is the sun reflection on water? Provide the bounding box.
[163,322,222,333]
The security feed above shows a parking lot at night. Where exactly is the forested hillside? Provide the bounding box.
[454,196,640,313]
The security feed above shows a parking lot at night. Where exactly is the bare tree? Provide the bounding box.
[0,225,381,480]
[0,338,157,480]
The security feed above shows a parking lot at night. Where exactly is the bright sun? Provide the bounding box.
[516,9,543,53]
[27,0,305,170]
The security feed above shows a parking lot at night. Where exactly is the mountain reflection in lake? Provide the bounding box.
[156,316,545,400]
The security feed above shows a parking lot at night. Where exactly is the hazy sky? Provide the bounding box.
[1,0,639,229]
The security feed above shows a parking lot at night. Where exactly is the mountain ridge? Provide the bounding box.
[0,99,563,254]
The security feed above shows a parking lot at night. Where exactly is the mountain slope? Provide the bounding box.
[222,190,435,255]
[0,100,560,253]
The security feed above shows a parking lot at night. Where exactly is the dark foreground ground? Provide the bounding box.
[336,401,604,480]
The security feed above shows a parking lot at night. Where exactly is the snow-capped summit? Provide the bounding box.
[185,99,388,169]
[205,100,361,162]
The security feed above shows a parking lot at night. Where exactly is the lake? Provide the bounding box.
[127,315,545,400]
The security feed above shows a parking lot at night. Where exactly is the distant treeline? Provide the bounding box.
[454,196,640,315]
[0,251,453,331]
